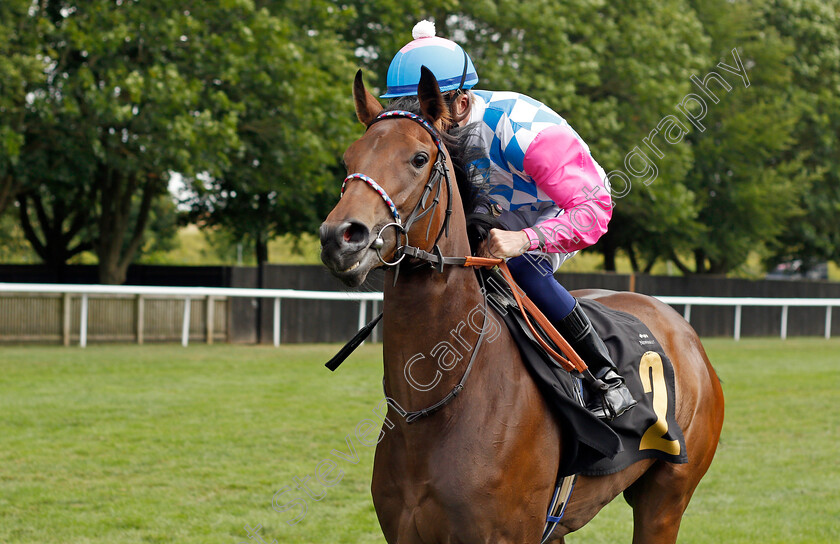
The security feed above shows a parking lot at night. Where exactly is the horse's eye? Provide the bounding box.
[412,153,429,168]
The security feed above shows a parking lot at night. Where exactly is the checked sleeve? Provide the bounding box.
[520,125,612,253]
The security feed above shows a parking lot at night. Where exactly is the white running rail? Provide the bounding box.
[0,283,837,346]
[650,296,840,341]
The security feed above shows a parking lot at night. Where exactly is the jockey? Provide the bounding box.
[381,21,636,420]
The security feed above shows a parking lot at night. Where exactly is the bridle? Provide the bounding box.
[336,108,599,424]
[341,110,453,277]
[339,109,484,422]
[337,105,584,540]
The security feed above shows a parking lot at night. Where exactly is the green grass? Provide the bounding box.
[573,338,840,543]
[1,339,838,543]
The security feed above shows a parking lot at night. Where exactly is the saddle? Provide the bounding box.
[479,267,689,541]
[480,268,688,475]
[325,265,688,543]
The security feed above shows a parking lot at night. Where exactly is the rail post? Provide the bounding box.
[273,297,281,347]
[206,296,215,345]
[62,293,72,347]
[136,295,145,345]
[358,300,367,346]
[181,296,191,347]
[781,305,788,340]
[80,294,89,348]
[372,300,380,342]
[734,305,742,341]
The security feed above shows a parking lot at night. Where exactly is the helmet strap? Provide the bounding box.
[456,48,469,92]
[442,49,472,129]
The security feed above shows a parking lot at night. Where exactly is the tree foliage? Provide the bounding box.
[182,1,357,266]
[1,0,838,279]
[760,0,840,272]
[0,0,45,216]
[5,1,245,282]
[659,0,809,274]
[2,1,359,282]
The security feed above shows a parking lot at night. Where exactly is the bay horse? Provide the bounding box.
[320,68,724,543]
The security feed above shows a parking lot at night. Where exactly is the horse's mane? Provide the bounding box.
[385,97,498,251]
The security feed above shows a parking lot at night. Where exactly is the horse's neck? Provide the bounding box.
[381,229,486,416]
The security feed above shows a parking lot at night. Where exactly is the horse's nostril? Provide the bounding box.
[320,221,367,248]
[341,222,369,246]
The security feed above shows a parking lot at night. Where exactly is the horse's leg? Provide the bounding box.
[624,375,724,544]
[575,291,724,544]
[621,460,695,543]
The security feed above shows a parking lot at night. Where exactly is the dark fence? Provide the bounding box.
[0,263,235,286]
[555,272,840,339]
[1,264,838,343]
[221,265,385,344]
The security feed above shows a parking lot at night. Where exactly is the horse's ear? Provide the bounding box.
[418,66,450,128]
[353,69,383,126]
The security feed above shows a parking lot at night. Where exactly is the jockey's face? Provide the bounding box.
[446,91,472,122]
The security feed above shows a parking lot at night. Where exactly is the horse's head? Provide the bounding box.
[320,67,453,287]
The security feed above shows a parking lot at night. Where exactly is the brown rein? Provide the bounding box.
[394,249,590,374]
[470,258,589,374]
[383,256,591,424]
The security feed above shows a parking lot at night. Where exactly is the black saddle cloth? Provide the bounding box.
[482,271,688,477]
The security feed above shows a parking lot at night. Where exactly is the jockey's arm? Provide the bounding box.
[512,124,612,255]
[486,126,612,258]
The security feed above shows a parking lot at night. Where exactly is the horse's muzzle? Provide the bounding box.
[319,220,374,286]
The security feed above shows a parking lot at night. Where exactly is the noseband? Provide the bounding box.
[340,110,453,272]
[334,110,597,429]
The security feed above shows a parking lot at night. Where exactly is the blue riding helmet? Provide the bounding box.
[381,20,479,98]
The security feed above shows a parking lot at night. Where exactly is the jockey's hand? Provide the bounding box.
[479,228,531,259]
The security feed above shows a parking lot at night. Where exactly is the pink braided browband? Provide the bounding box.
[340,173,401,225]
[339,110,445,228]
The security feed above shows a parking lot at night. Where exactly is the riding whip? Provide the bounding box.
[325,312,383,371]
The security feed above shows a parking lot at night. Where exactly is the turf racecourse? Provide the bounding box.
[1,339,837,543]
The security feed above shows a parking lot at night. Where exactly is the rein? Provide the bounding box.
[332,108,601,423]
[389,271,492,424]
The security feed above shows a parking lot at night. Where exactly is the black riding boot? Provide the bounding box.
[557,300,637,420]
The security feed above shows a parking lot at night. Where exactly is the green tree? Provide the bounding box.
[14,115,98,273]
[563,0,710,272]
[183,2,357,267]
[668,0,810,274]
[6,2,358,280]
[5,2,250,283]
[0,0,44,216]
[762,0,840,272]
